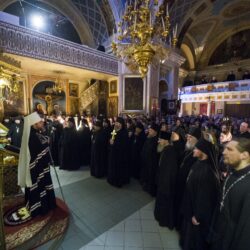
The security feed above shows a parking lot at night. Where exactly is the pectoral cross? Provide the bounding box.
[111,129,117,140]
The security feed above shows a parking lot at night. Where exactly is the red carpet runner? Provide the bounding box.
[3,195,69,250]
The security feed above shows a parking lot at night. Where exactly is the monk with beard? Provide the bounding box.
[175,127,201,231]
[140,123,159,196]
[154,131,178,229]
[107,117,130,187]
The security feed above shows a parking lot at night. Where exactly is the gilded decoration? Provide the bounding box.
[112,0,177,78]
[108,96,118,117]
[70,98,79,116]
[0,52,24,118]
[207,85,215,91]
[109,80,117,95]
[69,83,79,97]
[79,81,99,111]
[5,216,51,249]
[191,86,197,92]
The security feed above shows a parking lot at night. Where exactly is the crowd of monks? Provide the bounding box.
[3,113,250,250]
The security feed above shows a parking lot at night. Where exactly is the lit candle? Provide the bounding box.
[173,24,178,37]
[134,14,137,30]
[161,16,165,31]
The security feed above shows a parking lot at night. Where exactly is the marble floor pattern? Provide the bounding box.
[38,167,181,250]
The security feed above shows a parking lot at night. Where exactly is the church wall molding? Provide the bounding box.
[0,21,118,76]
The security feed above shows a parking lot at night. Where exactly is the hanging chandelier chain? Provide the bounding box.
[112,0,178,78]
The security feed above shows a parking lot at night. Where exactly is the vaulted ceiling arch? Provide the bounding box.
[200,24,250,67]
[0,0,95,46]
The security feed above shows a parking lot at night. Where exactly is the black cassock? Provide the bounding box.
[131,131,146,179]
[107,128,130,187]
[78,126,92,166]
[210,165,250,250]
[59,127,80,170]
[7,122,23,148]
[154,145,178,229]
[90,129,108,178]
[180,159,220,250]
[127,130,135,177]
[175,150,197,230]
[140,136,159,196]
[25,127,56,217]
[49,120,63,166]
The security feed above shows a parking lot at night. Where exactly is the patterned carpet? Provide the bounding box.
[3,196,69,250]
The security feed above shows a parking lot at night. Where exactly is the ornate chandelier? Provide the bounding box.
[112,0,178,78]
[53,71,65,94]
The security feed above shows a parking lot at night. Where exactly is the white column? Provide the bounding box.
[118,62,123,114]
[179,102,183,117]
[147,65,160,115]
[207,101,211,117]
[167,66,179,99]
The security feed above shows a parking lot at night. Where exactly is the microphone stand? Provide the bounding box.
[47,125,66,202]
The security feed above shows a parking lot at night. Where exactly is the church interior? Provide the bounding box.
[0,0,250,249]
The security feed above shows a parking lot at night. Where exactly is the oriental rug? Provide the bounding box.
[3,195,69,250]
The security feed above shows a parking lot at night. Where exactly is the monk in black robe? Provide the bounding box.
[140,123,159,196]
[131,122,146,179]
[175,127,201,231]
[103,118,112,168]
[78,118,92,166]
[90,121,108,178]
[107,117,130,187]
[180,138,220,250]
[48,115,63,166]
[18,112,56,218]
[154,131,178,229]
[210,138,250,250]
[126,119,135,177]
[59,117,80,170]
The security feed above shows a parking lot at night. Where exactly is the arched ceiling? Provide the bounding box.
[1,0,250,68]
[172,0,250,69]
[0,0,116,46]
[70,0,115,44]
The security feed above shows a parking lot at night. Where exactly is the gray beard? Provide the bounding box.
[185,141,195,151]
[157,144,166,153]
